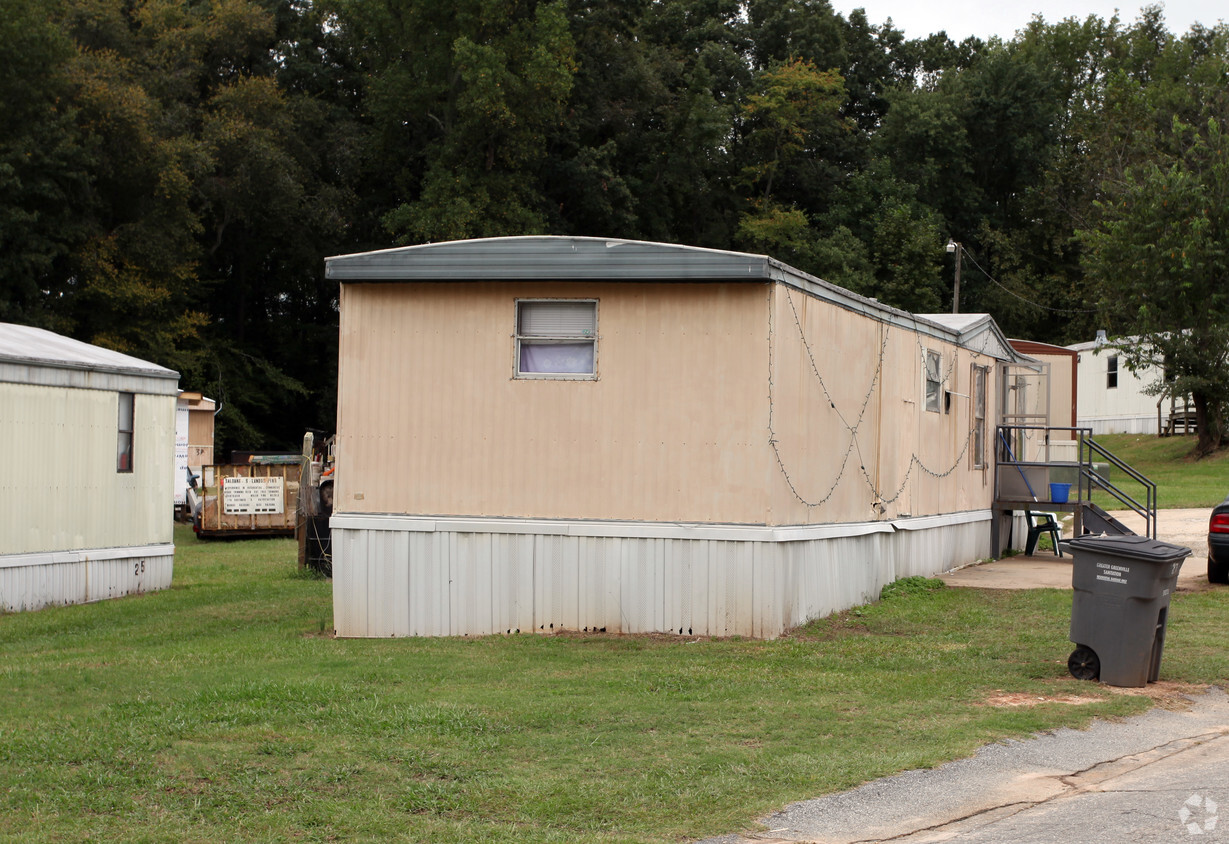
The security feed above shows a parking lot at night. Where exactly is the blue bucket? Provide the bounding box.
[1049,482,1071,504]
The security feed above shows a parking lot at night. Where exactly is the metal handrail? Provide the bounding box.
[995,425,1158,540]
[1078,430,1156,539]
[1082,468,1151,519]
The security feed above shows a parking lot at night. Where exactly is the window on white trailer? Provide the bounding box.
[117,392,135,472]
[516,300,598,378]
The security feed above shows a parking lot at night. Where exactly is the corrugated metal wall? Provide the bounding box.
[1,383,175,555]
[337,281,1002,531]
[336,281,771,525]
[0,549,173,613]
[768,285,999,526]
[332,515,990,638]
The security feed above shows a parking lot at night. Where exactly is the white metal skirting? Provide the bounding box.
[0,545,174,613]
[1079,415,1159,436]
[330,514,990,639]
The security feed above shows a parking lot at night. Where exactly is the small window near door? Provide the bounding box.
[1107,354,1119,389]
[924,350,942,412]
[117,392,134,472]
[515,299,598,379]
[972,365,988,468]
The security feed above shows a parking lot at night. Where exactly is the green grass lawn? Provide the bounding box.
[2,526,1228,842]
[1090,433,1229,509]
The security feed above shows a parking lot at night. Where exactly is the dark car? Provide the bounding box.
[1210,495,1229,583]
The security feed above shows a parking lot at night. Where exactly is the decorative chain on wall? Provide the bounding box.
[768,287,990,510]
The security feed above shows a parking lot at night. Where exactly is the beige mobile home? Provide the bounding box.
[0,323,178,612]
[174,391,216,508]
[327,237,1025,638]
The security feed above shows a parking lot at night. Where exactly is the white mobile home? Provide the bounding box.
[1068,334,1170,435]
[327,237,1028,639]
[0,323,178,612]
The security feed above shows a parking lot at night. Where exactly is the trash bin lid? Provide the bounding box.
[1067,534,1192,562]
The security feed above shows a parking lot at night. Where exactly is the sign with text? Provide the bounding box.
[223,475,285,515]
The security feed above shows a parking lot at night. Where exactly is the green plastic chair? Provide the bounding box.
[1025,511,1063,556]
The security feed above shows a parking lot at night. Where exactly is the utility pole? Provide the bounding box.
[946,240,962,313]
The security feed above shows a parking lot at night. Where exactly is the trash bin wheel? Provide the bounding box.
[1068,645,1100,681]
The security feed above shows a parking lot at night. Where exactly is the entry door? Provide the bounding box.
[998,362,1050,461]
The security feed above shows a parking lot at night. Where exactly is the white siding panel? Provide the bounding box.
[1,384,174,557]
[663,539,696,635]
[332,528,367,637]
[723,541,755,637]
[331,515,991,639]
[383,531,412,637]
[491,534,535,633]
[401,532,437,636]
[577,536,621,632]
[362,530,402,637]
[892,520,989,581]
[619,538,663,634]
[752,542,779,639]
[533,535,579,632]
[450,532,495,637]
[0,549,172,613]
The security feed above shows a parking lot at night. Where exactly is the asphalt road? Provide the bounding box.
[699,688,1229,843]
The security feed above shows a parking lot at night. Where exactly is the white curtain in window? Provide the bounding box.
[519,342,594,374]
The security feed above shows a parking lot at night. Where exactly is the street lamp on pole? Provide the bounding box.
[946,239,962,314]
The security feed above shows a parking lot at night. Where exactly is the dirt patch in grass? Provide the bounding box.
[982,691,1104,707]
[1177,579,1217,595]
[1099,680,1212,710]
[551,629,713,643]
[982,679,1211,710]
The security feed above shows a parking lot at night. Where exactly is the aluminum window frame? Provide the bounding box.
[971,364,989,468]
[924,349,942,413]
[513,298,599,381]
[117,391,135,473]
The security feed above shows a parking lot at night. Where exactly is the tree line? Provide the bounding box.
[2,0,1226,453]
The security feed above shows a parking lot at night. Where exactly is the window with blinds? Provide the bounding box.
[515,300,598,378]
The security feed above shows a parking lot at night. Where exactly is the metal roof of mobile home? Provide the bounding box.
[0,322,179,394]
[326,236,1023,359]
[919,314,1019,363]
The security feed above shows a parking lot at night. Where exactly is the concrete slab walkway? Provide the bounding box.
[940,508,1212,592]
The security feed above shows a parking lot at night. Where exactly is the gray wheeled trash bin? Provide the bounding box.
[1067,535,1191,687]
